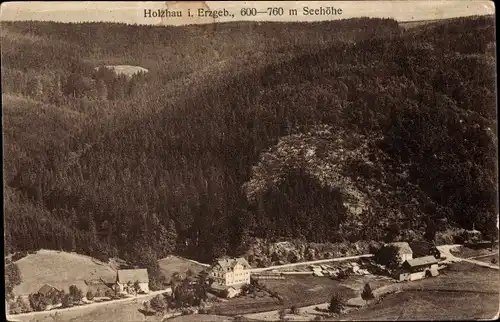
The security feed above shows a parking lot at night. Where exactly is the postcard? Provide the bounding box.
[2,1,497,321]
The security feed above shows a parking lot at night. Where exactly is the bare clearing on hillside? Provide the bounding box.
[13,250,116,296]
[158,255,207,283]
[97,65,148,77]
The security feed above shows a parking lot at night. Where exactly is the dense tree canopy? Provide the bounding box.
[2,16,496,267]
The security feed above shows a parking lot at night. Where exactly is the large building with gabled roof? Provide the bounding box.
[209,257,251,290]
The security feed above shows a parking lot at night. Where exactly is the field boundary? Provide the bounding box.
[404,288,498,295]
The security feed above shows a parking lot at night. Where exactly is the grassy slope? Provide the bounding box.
[212,276,355,316]
[345,291,497,320]
[13,250,116,296]
[13,250,207,295]
[344,262,499,320]
[11,298,161,322]
[158,255,207,283]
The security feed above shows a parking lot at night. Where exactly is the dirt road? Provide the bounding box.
[7,289,170,321]
[436,245,499,270]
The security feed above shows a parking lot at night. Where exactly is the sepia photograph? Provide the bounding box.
[2,1,498,321]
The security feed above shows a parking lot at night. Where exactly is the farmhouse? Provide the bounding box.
[387,242,413,264]
[408,241,441,259]
[114,269,149,294]
[37,284,62,298]
[397,255,439,281]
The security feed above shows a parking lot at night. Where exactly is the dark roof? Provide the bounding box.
[117,269,149,283]
[409,241,437,256]
[403,256,439,267]
[100,276,117,285]
[387,242,413,255]
[214,257,251,271]
[85,279,105,286]
[38,284,61,296]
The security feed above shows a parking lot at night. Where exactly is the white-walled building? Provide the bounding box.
[210,257,251,288]
[114,269,149,294]
[386,242,414,264]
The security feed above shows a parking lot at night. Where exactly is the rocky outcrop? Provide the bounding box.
[244,237,376,267]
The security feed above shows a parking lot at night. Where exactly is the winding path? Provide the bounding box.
[436,245,499,270]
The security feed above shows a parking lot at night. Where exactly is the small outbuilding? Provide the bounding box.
[115,269,149,294]
[397,256,439,281]
[37,284,62,298]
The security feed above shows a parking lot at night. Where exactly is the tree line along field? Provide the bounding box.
[2,15,497,290]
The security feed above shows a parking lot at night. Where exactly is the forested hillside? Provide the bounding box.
[2,16,497,281]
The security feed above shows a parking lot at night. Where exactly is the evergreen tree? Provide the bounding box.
[96,79,108,100]
[328,293,345,314]
[27,76,43,99]
[361,283,375,304]
[69,285,83,302]
[424,218,437,243]
[149,294,167,313]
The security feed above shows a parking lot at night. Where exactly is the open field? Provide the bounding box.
[340,275,394,295]
[343,262,499,320]
[399,262,499,293]
[344,290,498,320]
[211,275,355,316]
[158,255,207,283]
[13,250,117,296]
[264,276,355,308]
[210,293,281,316]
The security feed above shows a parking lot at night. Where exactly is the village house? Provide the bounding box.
[37,284,62,298]
[386,242,413,264]
[114,269,149,294]
[408,241,441,259]
[397,255,439,282]
[209,257,251,297]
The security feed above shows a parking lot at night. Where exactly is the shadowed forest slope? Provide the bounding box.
[2,17,497,277]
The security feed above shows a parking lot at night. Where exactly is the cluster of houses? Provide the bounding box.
[34,268,150,303]
[27,239,449,311]
[384,241,441,282]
